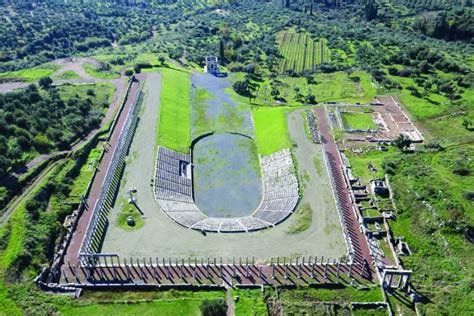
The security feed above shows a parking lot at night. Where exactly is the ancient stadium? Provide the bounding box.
[42,63,410,290]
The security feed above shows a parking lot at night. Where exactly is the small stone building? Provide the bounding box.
[370,179,389,197]
[204,56,219,74]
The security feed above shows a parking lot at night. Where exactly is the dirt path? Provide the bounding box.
[226,289,235,316]
[0,161,61,226]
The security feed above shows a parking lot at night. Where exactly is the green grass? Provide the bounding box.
[60,301,202,315]
[83,63,121,79]
[115,198,145,231]
[347,145,474,314]
[68,144,103,201]
[193,87,215,135]
[341,111,377,130]
[0,63,59,81]
[233,289,267,316]
[58,290,226,315]
[346,148,394,183]
[278,285,383,303]
[157,68,191,153]
[312,155,324,176]
[385,71,474,144]
[286,203,313,234]
[0,163,62,314]
[54,70,81,80]
[252,107,291,155]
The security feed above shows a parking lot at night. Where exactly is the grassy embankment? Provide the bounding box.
[233,289,267,316]
[252,107,291,155]
[0,64,59,81]
[277,286,384,314]
[83,63,121,79]
[58,290,226,315]
[347,145,474,315]
[54,70,81,80]
[157,68,191,153]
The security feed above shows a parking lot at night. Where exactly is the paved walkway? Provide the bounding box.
[64,79,140,267]
[315,107,373,273]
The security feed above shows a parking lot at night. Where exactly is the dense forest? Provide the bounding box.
[1,0,472,72]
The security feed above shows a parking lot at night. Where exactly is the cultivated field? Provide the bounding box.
[277,29,331,74]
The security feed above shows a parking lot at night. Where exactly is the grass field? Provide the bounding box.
[83,63,121,79]
[286,203,313,234]
[250,71,376,106]
[0,63,60,81]
[278,285,383,303]
[341,112,377,130]
[276,29,331,73]
[157,68,191,153]
[58,290,226,315]
[233,289,267,315]
[55,70,81,80]
[252,107,291,155]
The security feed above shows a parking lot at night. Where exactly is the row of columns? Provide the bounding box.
[68,255,368,284]
[79,89,142,256]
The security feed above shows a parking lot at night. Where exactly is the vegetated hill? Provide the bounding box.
[0,0,472,314]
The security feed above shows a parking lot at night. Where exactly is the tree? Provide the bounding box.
[124,69,134,77]
[38,77,53,89]
[233,80,251,96]
[344,67,354,77]
[200,299,227,316]
[306,94,317,104]
[219,39,225,64]
[365,0,377,21]
[133,64,141,74]
[462,119,472,130]
[393,134,412,152]
[271,88,280,100]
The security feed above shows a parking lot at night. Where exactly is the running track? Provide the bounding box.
[315,107,373,277]
[64,79,140,267]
